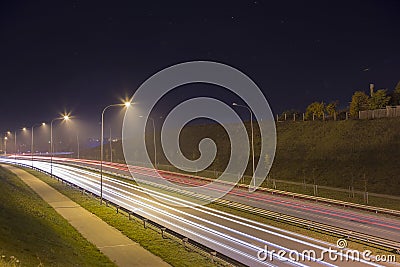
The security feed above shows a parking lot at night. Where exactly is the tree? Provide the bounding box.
[305,102,325,120]
[390,81,400,106]
[349,91,369,117]
[368,89,390,109]
[325,101,339,120]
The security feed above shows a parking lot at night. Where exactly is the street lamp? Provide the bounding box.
[31,122,45,167]
[50,115,69,177]
[9,128,25,161]
[21,128,27,154]
[13,131,17,160]
[100,101,130,204]
[233,103,255,188]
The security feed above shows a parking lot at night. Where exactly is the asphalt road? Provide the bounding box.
[48,157,400,244]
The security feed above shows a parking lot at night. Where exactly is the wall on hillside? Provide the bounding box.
[359,105,400,119]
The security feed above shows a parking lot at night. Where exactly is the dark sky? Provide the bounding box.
[1,0,399,134]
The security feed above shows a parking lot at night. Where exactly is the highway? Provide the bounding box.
[35,156,400,244]
[1,157,397,266]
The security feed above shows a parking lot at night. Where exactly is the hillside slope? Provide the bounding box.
[80,118,400,196]
[273,119,400,195]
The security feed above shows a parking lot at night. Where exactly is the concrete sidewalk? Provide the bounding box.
[3,165,170,267]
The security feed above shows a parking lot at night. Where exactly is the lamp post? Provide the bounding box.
[31,123,45,167]
[233,103,255,188]
[100,101,130,204]
[3,136,7,155]
[50,115,69,177]
[21,128,27,155]
[13,131,16,161]
[76,132,80,159]
[109,128,112,162]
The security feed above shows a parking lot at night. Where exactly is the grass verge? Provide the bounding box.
[0,166,115,267]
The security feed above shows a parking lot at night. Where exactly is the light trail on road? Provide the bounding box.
[24,156,400,244]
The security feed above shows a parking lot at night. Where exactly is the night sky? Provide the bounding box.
[1,0,399,136]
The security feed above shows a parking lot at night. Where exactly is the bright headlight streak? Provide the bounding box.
[101,197,282,267]
[97,175,369,265]
[102,189,307,267]
[103,180,339,266]
[31,162,102,196]
[107,188,318,266]
[52,168,101,195]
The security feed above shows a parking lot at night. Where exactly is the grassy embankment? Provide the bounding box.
[271,118,400,196]
[80,118,400,208]
[0,166,114,267]
[23,168,223,267]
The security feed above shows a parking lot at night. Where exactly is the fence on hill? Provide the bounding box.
[359,105,400,119]
[276,105,400,122]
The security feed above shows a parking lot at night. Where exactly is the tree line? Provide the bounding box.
[279,81,400,120]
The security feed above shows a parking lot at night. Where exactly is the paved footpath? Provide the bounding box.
[3,165,170,267]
